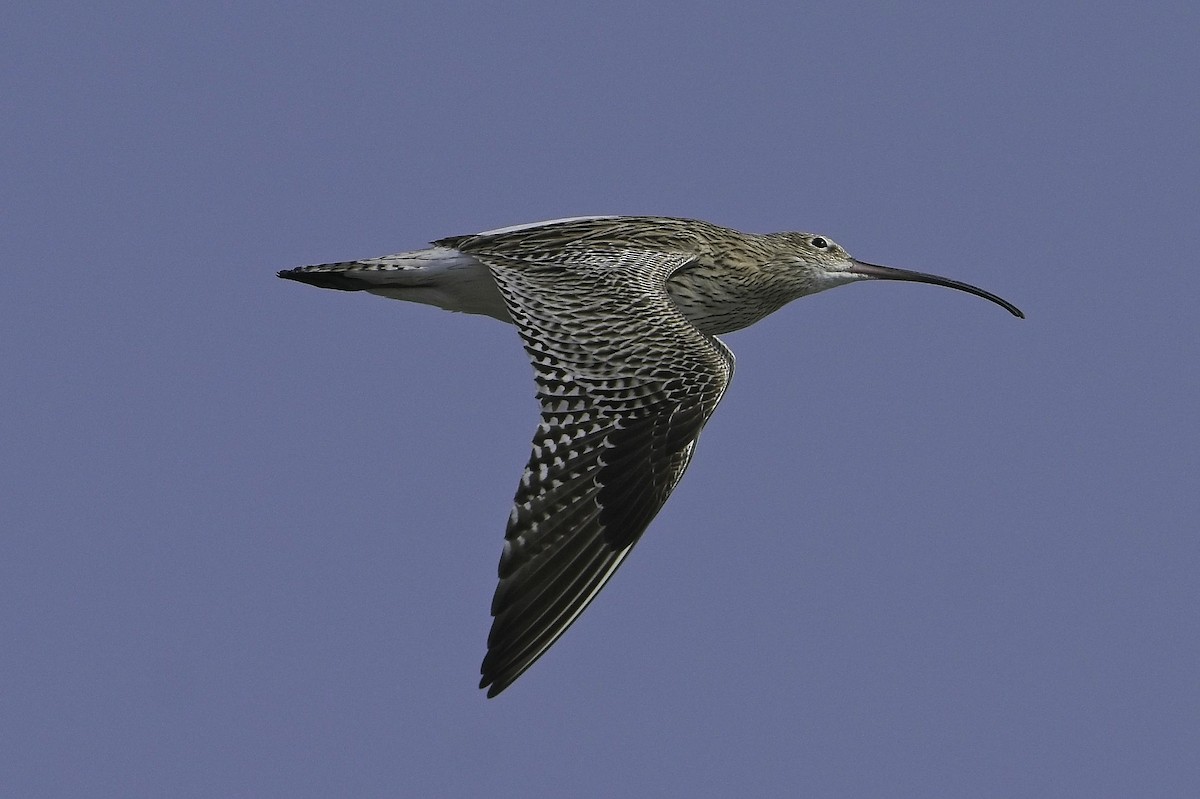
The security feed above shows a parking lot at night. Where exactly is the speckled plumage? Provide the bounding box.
[279,215,1022,697]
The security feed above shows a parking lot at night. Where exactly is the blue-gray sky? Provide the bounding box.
[4,2,1198,796]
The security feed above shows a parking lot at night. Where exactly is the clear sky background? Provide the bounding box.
[4,2,1198,796]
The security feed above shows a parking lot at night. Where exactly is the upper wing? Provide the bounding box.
[473,246,735,696]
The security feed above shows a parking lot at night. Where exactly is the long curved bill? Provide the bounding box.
[848,260,1024,319]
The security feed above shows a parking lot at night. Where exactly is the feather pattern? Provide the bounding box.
[471,246,734,696]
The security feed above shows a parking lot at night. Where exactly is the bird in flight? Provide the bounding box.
[279,215,1023,697]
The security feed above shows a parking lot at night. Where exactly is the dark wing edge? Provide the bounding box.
[477,250,734,697]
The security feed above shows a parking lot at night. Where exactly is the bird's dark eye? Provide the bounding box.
[811,237,828,249]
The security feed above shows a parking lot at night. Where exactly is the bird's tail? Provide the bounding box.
[278,247,511,321]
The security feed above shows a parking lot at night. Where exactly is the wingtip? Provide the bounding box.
[479,674,508,699]
[479,649,518,698]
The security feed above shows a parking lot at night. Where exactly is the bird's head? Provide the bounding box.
[772,232,1024,319]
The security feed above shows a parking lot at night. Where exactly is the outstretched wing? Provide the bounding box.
[472,246,735,696]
